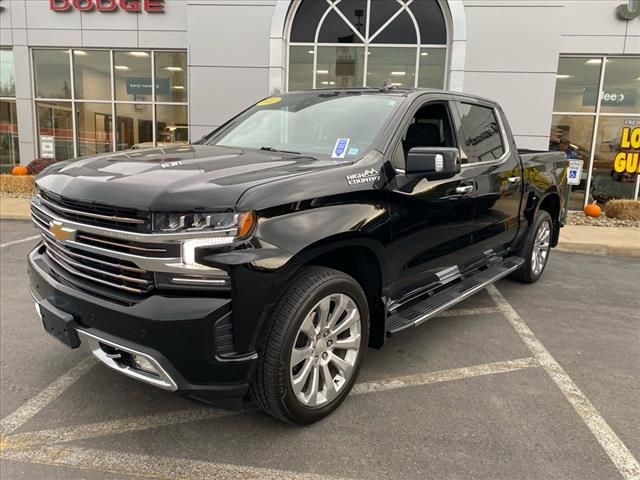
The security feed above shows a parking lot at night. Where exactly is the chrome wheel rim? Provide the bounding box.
[531,221,551,275]
[289,293,362,408]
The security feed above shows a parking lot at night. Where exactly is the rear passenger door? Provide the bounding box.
[451,100,522,258]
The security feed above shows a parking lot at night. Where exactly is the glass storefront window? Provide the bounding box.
[74,50,111,101]
[590,116,638,203]
[116,103,153,150]
[155,52,187,103]
[34,49,72,99]
[418,48,446,89]
[367,47,416,89]
[288,46,314,92]
[316,46,365,88]
[288,0,447,90]
[0,101,20,170]
[76,103,113,156]
[550,114,595,209]
[114,51,152,102]
[552,57,602,113]
[156,105,189,146]
[600,58,640,114]
[36,101,74,160]
[0,50,16,97]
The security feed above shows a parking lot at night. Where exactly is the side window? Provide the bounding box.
[394,101,455,169]
[454,102,505,164]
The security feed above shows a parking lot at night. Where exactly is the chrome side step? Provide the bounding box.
[386,256,524,334]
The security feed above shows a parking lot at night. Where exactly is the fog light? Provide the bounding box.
[132,354,160,376]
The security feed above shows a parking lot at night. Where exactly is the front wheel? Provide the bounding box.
[250,266,369,424]
[510,210,553,283]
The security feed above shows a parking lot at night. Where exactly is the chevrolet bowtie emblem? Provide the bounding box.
[49,221,77,242]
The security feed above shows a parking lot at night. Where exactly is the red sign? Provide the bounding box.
[50,0,165,13]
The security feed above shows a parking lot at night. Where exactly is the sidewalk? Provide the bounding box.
[1,195,638,257]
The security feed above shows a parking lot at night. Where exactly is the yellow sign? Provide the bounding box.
[613,125,640,174]
[256,97,282,106]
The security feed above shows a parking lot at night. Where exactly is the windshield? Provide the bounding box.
[203,92,402,158]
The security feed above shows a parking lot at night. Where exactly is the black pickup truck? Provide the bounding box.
[28,88,568,424]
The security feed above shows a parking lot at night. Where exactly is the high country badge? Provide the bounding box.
[346,169,380,186]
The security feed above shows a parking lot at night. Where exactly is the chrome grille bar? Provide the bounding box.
[38,194,145,225]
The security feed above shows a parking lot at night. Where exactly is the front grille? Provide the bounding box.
[39,189,149,232]
[42,236,154,295]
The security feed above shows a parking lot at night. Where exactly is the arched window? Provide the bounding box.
[287,0,448,91]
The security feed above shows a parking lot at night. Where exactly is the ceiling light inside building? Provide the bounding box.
[316,69,329,74]
[308,50,314,54]
[320,81,336,85]
[391,71,406,76]
[115,65,130,70]
[556,74,573,79]
[421,52,429,56]
[165,67,183,72]
[74,50,88,56]
[586,58,608,65]
[129,52,149,57]
[172,86,185,90]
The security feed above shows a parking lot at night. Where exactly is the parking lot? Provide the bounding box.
[1,219,638,480]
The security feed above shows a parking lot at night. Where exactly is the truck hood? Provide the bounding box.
[36,145,350,211]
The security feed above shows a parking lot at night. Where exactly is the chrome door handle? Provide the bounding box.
[455,185,474,194]
[507,176,521,184]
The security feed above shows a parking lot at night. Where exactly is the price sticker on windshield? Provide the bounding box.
[332,138,350,159]
[567,160,583,186]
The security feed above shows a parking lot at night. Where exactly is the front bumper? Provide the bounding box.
[28,244,256,406]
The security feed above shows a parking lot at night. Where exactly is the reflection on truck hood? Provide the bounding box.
[36,145,350,211]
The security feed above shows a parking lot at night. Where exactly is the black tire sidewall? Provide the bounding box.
[277,274,369,424]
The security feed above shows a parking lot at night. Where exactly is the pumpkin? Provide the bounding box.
[584,202,601,218]
[11,165,29,176]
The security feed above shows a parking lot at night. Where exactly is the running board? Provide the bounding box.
[386,256,524,334]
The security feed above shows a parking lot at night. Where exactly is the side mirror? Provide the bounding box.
[406,147,461,180]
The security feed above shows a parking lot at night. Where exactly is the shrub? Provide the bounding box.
[26,158,56,176]
[605,199,640,221]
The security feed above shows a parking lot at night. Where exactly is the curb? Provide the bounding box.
[556,242,640,258]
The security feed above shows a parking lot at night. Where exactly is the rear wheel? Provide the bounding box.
[250,266,369,424]
[510,210,553,283]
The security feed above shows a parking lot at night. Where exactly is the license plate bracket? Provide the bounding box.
[39,300,81,349]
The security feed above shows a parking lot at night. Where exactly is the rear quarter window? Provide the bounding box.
[454,102,505,163]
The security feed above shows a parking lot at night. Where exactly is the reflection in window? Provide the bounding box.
[76,103,113,156]
[0,50,16,97]
[34,49,72,99]
[0,101,20,170]
[74,50,111,101]
[550,114,595,209]
[156,105,189,146]
[155,52,188,103]
[116,103,153,150]
[316,47,365,88]
[552,57,602,113]
[455,103,504,163]
[590,116,637,203]
[114,51,152,102]
[288,0,447,90]
[36,102,74,160]
[600,58,640,114]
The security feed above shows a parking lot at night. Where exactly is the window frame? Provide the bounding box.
[31,48,189,159]
[0,48,20,168]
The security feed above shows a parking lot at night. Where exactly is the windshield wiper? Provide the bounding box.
[259,146,302,155]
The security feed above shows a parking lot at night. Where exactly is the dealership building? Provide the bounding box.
[0,0,639,207]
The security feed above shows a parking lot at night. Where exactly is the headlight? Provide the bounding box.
[152,211,256,268]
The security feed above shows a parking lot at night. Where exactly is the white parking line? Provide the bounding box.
[352,357,538,395]
[0,445,353,480]
[435,306,501,318]
[487,285,640,480]
[0,357,96,436]
[0,235,40,249]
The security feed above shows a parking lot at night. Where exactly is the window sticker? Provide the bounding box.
[332,138,350,159]
[348,147,360,156]
[256,97,282,106]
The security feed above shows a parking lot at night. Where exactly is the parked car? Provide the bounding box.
[28,88,568,424]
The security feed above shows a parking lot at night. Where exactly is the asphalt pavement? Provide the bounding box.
[1,219,638,480]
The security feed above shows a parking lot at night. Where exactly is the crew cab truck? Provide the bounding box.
[28,88,568,424]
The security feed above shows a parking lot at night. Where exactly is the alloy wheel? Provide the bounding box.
[531,221,551,275]
[289,293,362,407]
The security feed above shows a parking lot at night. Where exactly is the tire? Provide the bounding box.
[510,210,553,283]
[250,266,369,424]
